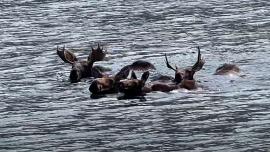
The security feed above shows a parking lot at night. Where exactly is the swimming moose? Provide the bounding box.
[57,44,107,83]
[214,63,240,76]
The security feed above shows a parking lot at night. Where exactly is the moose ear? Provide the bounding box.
[141,71,150,83]
[57,46,78,64]
[131,71,137,79]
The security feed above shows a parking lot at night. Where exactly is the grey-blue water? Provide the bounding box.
[0,0,269,151]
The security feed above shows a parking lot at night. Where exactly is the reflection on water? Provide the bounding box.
[0,0,270,151]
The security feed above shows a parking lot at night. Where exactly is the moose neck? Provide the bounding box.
[180,79,197,90]
[87,60,94,69]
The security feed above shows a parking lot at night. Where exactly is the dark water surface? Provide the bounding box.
[0,0,270,151]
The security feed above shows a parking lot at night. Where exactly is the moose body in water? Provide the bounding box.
[57,44,107,83]
[118,46,205,97]
[89,60,156,95]
[214,63,240,76]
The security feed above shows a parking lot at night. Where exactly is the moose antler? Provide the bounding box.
[114,60,155,81]
[165,54,177,72]
[88,43,107,62]
[57,46,78,64]
[192,46,205,72]
[129,60,156,71]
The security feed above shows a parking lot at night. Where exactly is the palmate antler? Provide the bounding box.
[192,46,205,72]
[114,60,156,81]
[129,60,156,71]
[88,43,107,62]
[57,46,78,64]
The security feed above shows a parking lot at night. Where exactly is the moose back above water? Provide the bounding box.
[214,63,240,76]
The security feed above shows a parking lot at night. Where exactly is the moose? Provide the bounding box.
[214,63,240,75]
[118,46,205,96]
[57,44,107,83]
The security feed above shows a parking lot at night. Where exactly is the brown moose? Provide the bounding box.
[57,44,107,83]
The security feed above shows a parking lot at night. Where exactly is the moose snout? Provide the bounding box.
[89,80,100,94]
[70,69,82,83]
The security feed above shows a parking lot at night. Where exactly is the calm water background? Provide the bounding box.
[0,0,270,151]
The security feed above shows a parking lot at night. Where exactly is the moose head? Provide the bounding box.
[118,71,150,96]
[57,44,106,83]
[164,46,205,89]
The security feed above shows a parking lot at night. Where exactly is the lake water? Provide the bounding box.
[0,0,270,151]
